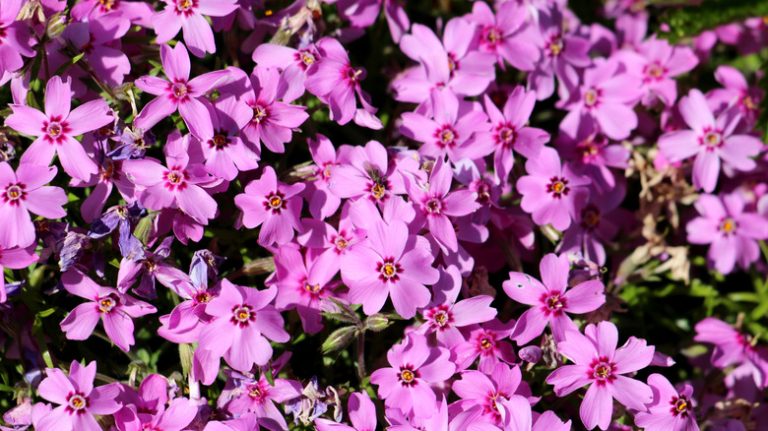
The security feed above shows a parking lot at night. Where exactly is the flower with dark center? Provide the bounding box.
[546,176,570,198]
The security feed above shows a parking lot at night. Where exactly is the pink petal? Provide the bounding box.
[563,280,605,314]
[658,130,699,162]
[176,184,217,224]
[44,76,72,119]
[25,186,67,219]
[679,89,715,132]
[539,253,570,292]
[503,271,547,305]
[613,336,654,374]
[19,137,57,166]
[692,151,720,193]
[153,9,183,44]
[608,375,653,411]
[134,95,178,132]
[162,42,190,82]
[38,369,75,405]
[67,99,113,136]
[580,384,613,431]
[390,277,430,319]
[451,295,497,327]
[59,136,99,181]
[5,104,46,136]
[179,97,213,139]
[511,307,549,345]
[0,201,35,248]
[102,311,135,352]
[181,13,216,57]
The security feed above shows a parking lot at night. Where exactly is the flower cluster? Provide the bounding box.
[1,1,768,431]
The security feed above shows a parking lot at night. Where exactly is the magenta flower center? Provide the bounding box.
[447,53,459,73]
[304,282,322,295]
[194,291,212,304]
[427,305,453,329]
[436,125,458,148]
[43,117,70,143]
[542,292,567,315]
[719,217,737,235]
[297,50,316,69]
[479,336,495,351]
[741,93,757,111]
[474,180,491,204]
[252,104,268,124]
[333,235,349,252]
[247,383,267,401]
[398,366,419,386]
[644,62,667,81]
[546,176,570,198]
[170,81,190,101]
[209,133,230,150]
[483,26,502,47]
[588,357,617,385]
[66,393,88,414]
[98,295,119,313]
[3,184,25,205]
[368,180,388,201]
[174,0,197,15]
[584,88,601,108]
[98,0,118,11]
[495,123,517,148]
[343,66,364,84]
[578,139,602,163]
[670,395,691,417]
[547,35,564,57]
[700,129,723,150]
[264,191,286,213]
[581,206,601,229]
[231,305,255,327]
[425,197,443,214]
[164,168,188,190]
[377,257,402,282]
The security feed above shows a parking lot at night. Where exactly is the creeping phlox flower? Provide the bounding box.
[36,361,122,431]
[5,76,114,180]
[634,374,700,431]
[546,321,655,430]
[503,253,606,344]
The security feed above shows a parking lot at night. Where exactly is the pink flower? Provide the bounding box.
[401,89,490,162]
[239,66,309,155]
[467,1,540,71]
[124,132,218,226]
[452,363,526,426]
[546,321,654,430]
[516,147,590,231]
[479,87,549,181]
[634,374,699,431]
[397,19,496,101]
[153,0,239,57]
[59,269,157,352]
[194,280,288,384]
[0,244,37,303]
[694,317,768,388]
[329,140,404,204]
[341,217,439,318]
[556,122,630,192]
[36,361,122,431]
[0,163,67,248]
[622,38,698,107]
[709,65,762,128]
[315,391,376,431]
[305,38,380,128]
[133,43,231,138]
[194,94,259,181]
[234,166,305,246]
[560,59,642,140]
[658,89,763,192]
[418,287,497,347]
[5,76,113,180]
[686,193,768,274]
[453,320,516,373]
[406,157,480,252]
[115,397,198,431]
[370,333,456,418]
[62,13,131,87]
[503,253,605,344]
[273,243,338,334]
[497,395,573,431]
[223,374,302,430]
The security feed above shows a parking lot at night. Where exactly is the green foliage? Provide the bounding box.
[657,0,768,42]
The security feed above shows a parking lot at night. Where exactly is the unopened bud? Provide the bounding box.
[364,314,391,332]
[518,346,542,364]
[321,326,357,354]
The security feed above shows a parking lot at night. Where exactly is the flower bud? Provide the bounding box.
[321,326,357,354]
[364,314,391,332]
[518,345,542,364]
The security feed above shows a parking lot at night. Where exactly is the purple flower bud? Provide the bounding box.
[518,345,543,364]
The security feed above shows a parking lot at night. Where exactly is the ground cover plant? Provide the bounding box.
[1,0,768,430]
